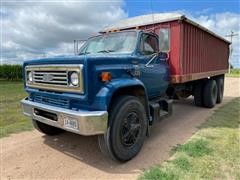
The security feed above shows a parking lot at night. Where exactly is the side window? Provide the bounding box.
[140,34,158,55]
[159,28,170,52]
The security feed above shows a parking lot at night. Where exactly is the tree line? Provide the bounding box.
[0,65,23,80]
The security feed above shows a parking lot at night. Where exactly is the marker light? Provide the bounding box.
[101,72,112,82]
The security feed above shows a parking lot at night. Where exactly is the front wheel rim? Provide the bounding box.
[121,112,141,147]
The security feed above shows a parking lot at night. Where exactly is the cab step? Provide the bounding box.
[149,98,173,125]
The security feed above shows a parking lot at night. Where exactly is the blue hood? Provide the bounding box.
[23,55,86,66]
[23,53,135,67]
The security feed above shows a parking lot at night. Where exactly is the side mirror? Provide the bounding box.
[145,51,170,67]
[158,51,169,61]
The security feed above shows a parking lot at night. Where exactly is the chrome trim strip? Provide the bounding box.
[21,98,108,136]
[25,64,84,93]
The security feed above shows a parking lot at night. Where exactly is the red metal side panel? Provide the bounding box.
[181,22,229,75]
[168,21,181,75]
[113,19,229,84]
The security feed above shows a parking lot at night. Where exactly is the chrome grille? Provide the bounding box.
[33,71,68,86]
[25,65,84,93]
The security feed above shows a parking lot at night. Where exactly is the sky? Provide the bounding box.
[1,0,240,67]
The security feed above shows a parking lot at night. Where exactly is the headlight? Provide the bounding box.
[28,71,33,82]
[70,72,79,86]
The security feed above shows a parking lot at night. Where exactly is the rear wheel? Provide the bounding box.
[98,95,147,162]
[203,79,218,108]
[32,120,64,135]
[216,76,224,104]
[194,82,204,107]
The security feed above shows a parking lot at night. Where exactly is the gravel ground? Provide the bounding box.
[1,77,239,180]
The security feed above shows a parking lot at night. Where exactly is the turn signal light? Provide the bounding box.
[101,72,112,82]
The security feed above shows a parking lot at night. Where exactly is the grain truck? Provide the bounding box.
[21,13,230,162]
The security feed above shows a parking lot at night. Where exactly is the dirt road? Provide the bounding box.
[1,77,240,180]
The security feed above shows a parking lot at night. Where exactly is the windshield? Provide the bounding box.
[79,31,137,55]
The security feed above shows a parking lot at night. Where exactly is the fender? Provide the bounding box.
[94,78,150,115]
[94,78,151,136]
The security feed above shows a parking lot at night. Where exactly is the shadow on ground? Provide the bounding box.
[41,96,236,175]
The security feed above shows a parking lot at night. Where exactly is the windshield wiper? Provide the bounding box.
[78,51,90,55]
[97,50,115,53]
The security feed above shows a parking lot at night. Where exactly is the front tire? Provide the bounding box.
[32,119,64,135]
[98,95,147,162]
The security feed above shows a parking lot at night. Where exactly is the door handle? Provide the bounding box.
[145,64,154,68]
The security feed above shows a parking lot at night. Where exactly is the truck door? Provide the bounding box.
[137,33,169,98]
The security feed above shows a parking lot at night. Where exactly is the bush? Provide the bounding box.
[0,64,23,80]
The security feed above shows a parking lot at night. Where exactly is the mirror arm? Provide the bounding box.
[145,53,158,67]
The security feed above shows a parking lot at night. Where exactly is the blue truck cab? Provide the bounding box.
[21,30,172,162]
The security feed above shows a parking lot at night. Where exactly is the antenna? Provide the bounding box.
[42,49,46,57]
[225,31,238,73]
[150,0,154,23]
[149,0,155,33]
[74,40,77,55]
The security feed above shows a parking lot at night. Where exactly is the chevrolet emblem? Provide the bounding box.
[42,74,53,82]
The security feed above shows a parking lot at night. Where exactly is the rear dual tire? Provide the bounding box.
[203,79,218,108]
[194,76,224,108]
[216,77,224,104]
[194,82,204,106]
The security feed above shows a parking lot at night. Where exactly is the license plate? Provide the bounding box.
[64,117,78,130]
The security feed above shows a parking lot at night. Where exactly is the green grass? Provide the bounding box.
[226,69,240,77]
[0,81,33,138]
[175,138,212,157]
[140,98,240,180]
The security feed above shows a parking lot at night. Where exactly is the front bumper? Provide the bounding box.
[21,98,108,136]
